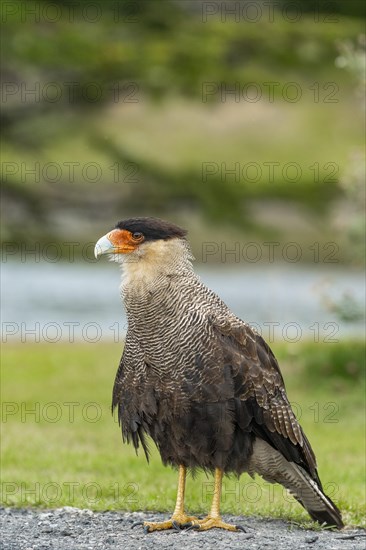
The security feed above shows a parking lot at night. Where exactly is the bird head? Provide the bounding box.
[94,217,188,264]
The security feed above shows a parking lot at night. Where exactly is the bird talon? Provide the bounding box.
[172,520,181,531]
[180,521,193,528]
[236,524,247,532]
[131,521,144,529]
[143,525,151,534]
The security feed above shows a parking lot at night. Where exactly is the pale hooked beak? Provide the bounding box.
[94,234,115,258]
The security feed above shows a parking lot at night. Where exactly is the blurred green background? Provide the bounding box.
[1,0,365,264]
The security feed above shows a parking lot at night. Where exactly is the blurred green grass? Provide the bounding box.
[1,341,364,527]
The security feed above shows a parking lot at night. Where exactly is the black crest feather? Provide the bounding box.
[115,217,187,241]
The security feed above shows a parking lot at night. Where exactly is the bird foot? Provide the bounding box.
[187,515,246,532]
[132,514,200,533]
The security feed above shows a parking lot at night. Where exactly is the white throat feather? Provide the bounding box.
[111,238,194,290]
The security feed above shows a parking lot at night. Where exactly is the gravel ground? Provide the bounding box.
[1,507,365,550]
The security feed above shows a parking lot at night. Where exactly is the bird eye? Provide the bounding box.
[132,232,143,240]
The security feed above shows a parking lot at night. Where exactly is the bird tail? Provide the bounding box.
[284,461,344,528]
[249,439,344,529]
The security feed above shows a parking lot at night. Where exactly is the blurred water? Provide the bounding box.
[1,260,364,343]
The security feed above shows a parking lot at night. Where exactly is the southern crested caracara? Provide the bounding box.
[94,217,343,533]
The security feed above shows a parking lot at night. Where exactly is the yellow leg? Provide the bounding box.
[134,465,199,533]
[190,468,245,532]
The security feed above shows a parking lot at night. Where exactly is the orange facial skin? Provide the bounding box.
[107,229,144,254]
